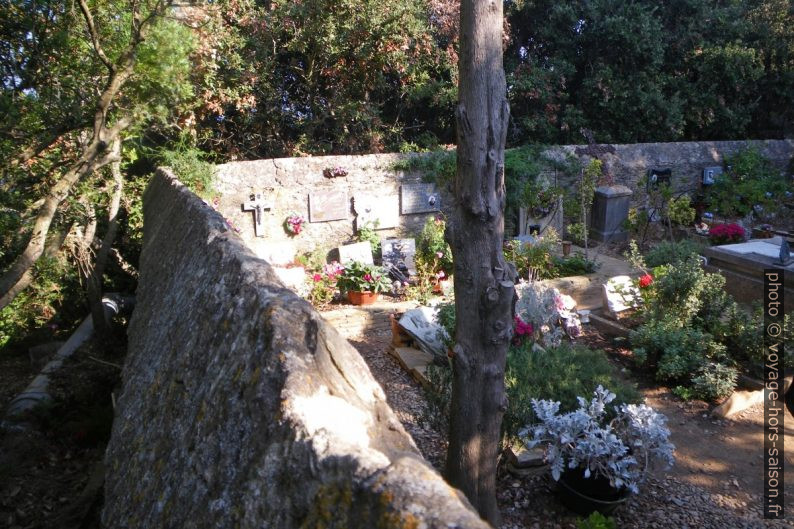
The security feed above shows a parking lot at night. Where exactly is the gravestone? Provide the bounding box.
[398,307,449,362]
[242,191,274,237]
[602,275,641,319]
[519,197,563,237]
[703,237,793,312]
[308,189,348,222]
[400,184,441,214]
[353,194,399,230]
[381,238,416,276]
[590,185,632,243]
[338,241,373,265]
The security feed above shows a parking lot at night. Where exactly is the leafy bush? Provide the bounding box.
[691,362,738,401]
[722,304,793,378]
[336,261,392,293]
[416,216,453,276]
[355,222,381,255]
[577,512,617,529]
[503,342,641,445]
[552,252,599,276]
[644,239,704,268]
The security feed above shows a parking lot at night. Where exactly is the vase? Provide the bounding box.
[555,468,630,516]
[347,291,379,305]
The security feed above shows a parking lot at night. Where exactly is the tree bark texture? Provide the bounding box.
[444,0,516,526]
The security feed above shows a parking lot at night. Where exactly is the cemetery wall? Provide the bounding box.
[213,139,793,257]
[102,168,489,529]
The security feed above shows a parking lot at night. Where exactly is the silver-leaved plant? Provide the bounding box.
[520,385,675,494]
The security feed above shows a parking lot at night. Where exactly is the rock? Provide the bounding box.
[712,389,764,418]
[103,170,489,529]
[602,275,640,319]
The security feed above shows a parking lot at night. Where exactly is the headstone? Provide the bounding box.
[398,307,449,361]
[242,191,274,237]
[353,194,399,230]
[590,185,632,243]
[602,275,641,319]
[338,241,373,265]
[400,184,441,214]
[308,190,349,222]
[381,238,416,276]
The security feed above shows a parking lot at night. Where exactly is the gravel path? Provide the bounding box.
[350,331,793,529]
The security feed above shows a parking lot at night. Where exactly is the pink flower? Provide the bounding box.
[312,273,322,282]
[364,274,373,282]
[436,270,445,279]
[514,316,534,336]
[638,274,653,289]
[436,251,444,259]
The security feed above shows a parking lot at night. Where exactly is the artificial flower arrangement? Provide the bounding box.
[514,280,582,347]
[284,213,306,236]
[323,166,348,178]
[521,385,675,495]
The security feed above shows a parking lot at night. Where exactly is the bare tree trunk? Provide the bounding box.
[444,0,516,525]
[87,158,123,337]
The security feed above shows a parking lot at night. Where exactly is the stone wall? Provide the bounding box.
[214,140,793,261]
[102,169,489,529]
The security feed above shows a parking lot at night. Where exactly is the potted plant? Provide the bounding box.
[336,261,392,305]
[521,386,675,516]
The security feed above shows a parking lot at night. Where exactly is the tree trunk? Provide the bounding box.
[444,0,516,525]
[0,139,121,311]
[0,227,70,310]
[87,158,123,337]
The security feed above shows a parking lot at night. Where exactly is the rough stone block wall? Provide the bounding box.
[102,169,489,529]
[214,140,793,254]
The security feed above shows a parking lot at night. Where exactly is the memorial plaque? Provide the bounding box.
[381,238,416,276]
[401,184,441,214]
[354,194,399,230]
[308,190,349,222]
[338,241,374,265]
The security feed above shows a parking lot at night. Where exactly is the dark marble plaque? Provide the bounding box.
[308,190,349,222]
[381,238,416,276]
[400,184,440,214]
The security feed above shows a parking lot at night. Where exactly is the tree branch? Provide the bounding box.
[77,0,114,71]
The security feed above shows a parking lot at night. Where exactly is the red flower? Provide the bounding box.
[312,273,323,282]
[638,274,654,288]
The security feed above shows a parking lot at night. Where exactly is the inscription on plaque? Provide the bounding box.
[401,184,440,215]
[309,190,349,222]
[354,194,399,230]
[381,238,416,276]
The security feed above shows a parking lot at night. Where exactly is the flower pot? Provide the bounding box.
[347,291,379,305]
[561,241,572,257]
[555,468,630,516]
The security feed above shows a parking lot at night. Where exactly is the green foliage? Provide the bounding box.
[691,363,738,401]
[337,261,391,294]
[706,147,791,217]
[436,302,456,350]
[355,223,381,256]
[552,253,599,277]
[667,195,696,227]
[577,512,617,529]
[643,240,704,268]
[416,216,453,275]
[421,360,453,435]
[154,142,215,197]
[505,234,598,280]
[503,342,641,445]
[393,151,457,189]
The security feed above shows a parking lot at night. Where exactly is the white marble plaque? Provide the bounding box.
[719,240,780,259]
[354,194,399,230]
[338,241,373,265]
[401,184,441,214]
[309,190,348,222]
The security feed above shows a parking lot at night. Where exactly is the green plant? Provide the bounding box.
[643,240,704,268]
[420,360,453,434]
[691,362,738,401]
[355,222,381,255]
[404,254,439,304]
[336,261,392,293]
[416,216,453,275]
[552,252,599,276]
[577,511,617,529]
[503,229,561,280]
[503,342,641,446]
[436,302,456,350]
[667,194,695,227]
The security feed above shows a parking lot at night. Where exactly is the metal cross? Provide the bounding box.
[242,192,273,237]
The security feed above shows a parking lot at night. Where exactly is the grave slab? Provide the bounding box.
[381,238,417,276]
[354,194,399,230]
[309,189,349,222]
[338,241,374,265]
[401,184,441,214]
[398,307,448,361]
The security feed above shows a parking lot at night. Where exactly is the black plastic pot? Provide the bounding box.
[555,468,631,516]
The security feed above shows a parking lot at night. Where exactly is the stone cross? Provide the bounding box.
[242,192,273,237]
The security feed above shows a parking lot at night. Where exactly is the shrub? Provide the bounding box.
[691,362,738,401]
[503,342,641,445]
[708,223,745,245]
[643,239,704,268]
[577,512,617,529]
[355,222,381,255]
[416,216,453,276]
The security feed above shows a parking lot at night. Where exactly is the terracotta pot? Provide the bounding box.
[347,291,379,305]
[562,241,572,257]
